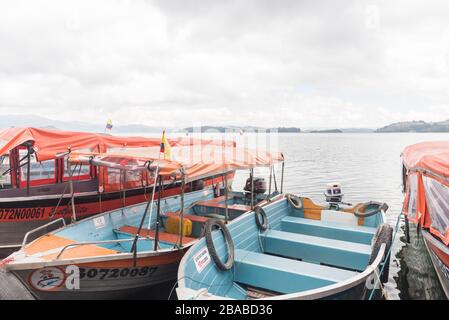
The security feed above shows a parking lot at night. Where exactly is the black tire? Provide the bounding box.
[286,193,302,209]
[369,223,393,284]
[254,206,268,231]
[204,219,234,271]
[354,201,389,218]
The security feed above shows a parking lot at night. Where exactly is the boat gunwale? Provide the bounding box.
[177,195,388,300]
[422,229,449,299]
[5,185,267,271]
[4,187,217,270]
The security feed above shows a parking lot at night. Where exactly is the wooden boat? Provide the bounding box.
[177,186,392,300]
[401,142,449,298]
[0,127,233,255]
[0,145,283,299]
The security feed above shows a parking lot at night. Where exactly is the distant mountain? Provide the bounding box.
[0,114,170,133]
[0,114,301,135]
[0,114,99,132]
[184,126,301,133]
[376,120,449,132]
[276,127,301,133]
[339,128,374,133]
[310,129,343,133]
[303,127,374,133]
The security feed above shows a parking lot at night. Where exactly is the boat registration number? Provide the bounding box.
[79,266,158,280]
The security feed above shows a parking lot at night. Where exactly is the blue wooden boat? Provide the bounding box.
[177,191,392,300]
[1,147,284,299]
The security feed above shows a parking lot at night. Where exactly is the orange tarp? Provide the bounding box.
[402,141,449,244]
[402,141,449,179]
[69,144,284,181]
[0,127,236,162]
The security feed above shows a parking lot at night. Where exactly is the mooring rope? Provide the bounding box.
[368,212,403,300]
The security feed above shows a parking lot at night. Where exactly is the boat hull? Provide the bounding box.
[177,196,387,300]
[10,248,189,300]
[422,229,449,299]
[0,173,233,256]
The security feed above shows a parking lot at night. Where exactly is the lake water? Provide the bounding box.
[128,131,449,300]
[236,132,447,300]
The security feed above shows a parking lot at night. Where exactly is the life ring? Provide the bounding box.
[354,201,388,218]
[254,206,268,231]
[286,193,303,209]
[368,223,393,284]
[204,219,234,271]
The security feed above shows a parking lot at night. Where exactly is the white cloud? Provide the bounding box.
[0,0,448,128]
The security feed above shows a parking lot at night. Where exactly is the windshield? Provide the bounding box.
[0,155,11,188]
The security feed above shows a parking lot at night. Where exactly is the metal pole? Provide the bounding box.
[267,166,272,201]
[147,166,159,231]
[154,175,162,251]
[131,164,158,263]
[281,162,285,193]
[67,156,77,222]
[224,173,229,223]
[122,169,127,210]
[179,171,185,248]
[250,169,254,210]
[26,144,31,196]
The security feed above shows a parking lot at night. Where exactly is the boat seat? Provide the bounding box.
[117,225,197,245]
[234,249,359,294]
[260,229,371,271]
[281,216,376,245]
[164,212,210,223]
[195,201,251,212]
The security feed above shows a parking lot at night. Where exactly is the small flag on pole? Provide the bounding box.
[160,130,172,160]
[105,119,113,130]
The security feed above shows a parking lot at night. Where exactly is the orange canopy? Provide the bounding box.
[402,141,449,179]
[69,153,183,177]
[402,141,449,245]
[0,127,235,162]
[69,144,284,181]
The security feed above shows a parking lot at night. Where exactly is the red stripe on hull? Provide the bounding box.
[0,173,234,223]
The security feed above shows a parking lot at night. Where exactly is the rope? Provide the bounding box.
[368,213,403,300]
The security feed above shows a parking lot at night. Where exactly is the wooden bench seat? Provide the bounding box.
[281,216,376,245]
[195,201,251,212]
[234,249,358,294]
[261,229,371,271]
[117,225,197,245]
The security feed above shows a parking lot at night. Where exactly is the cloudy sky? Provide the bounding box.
[0,0,449,129]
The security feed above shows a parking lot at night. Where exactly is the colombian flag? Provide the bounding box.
[106,119,113,130]
[160,130,172,160]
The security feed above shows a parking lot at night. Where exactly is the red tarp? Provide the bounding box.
[402,141,449,244]
[402,141,449,179]
[69,145,284,182]
[0,127,235,162]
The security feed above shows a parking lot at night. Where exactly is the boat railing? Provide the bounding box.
[21,218,66,249]
[55,237,148,260]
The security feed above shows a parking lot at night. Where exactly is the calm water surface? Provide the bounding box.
[131,131,449,300]
[232,132,446,300]
[266,133,449,299]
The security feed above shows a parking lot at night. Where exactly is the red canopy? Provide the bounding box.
[402,141,449,245]
[0,127,235,162]
[69,145,284,182]
[402,141,449,179]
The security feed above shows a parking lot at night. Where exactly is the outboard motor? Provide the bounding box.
[191,179,205,191]
[324,183,343,209]
[244,177,267,195]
